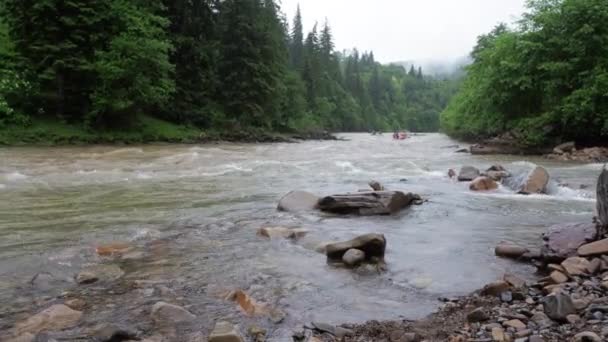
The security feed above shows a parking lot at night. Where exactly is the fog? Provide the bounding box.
[280,0,526,64]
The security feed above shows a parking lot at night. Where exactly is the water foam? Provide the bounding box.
[4,171,28,182]
[335,161,364,174]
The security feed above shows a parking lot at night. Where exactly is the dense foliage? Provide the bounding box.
[441,0,608,147]
[0,1,457,141]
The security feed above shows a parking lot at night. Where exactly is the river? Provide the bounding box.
[0,133,601,339]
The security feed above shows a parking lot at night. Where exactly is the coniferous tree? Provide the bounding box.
[289,5,304,71]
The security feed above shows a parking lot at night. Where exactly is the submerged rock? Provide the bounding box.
[457,166,480,182]
[14,304,83,335]
[318,191,421,215]
[257,227,308,240]
[277,191,319,212]
[76,264,124,284]
[209,321,244,342]
[96,242,132,257]
[326,234,386,263]
[150,302,196,325]
[469,176,498,191]
[495,242,529,259]
[504,166,549,194]
[541,222,597,261]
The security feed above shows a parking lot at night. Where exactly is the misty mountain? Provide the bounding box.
[393,56,471,78]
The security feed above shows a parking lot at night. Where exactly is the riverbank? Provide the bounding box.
[0,116,337,146]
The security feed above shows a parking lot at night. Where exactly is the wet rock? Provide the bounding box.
[561,257,590,276]
[29,272,67,291]
[91,324,139,342]
[500,291,513,303]
[503,319,526,330]
[318,191,422,215]
[495,242,529,259]
[269,308,286,324]
[369,180,385,191]
[64,298,86,311]
[485,171,510,181]
[504,273,526,288]
[326,234,386,262]
[587,258,602,274]
[549,271,568,284]
[96,242,132,256]
[455,148,469,153]
[150,302,196,324]
[457,166,480,181]
[14,304,83,335]
[578,238,608,257]
[491,327,506,342]
[573,331,602,342]
[247,325,266,342]
[277,191,319,212]
[4,333,35,342]
[543,292,576,321]
[521,166,550,194]
[469,177,498,191]
[76,264,124,283]
[209,321,244,342]
[342,249,365,267]
[257,227,309,240]
[481,280,511,297]
[467,307,489,322]
[76,271,99,284]
[448,169,457,178]
[541,222,597,261]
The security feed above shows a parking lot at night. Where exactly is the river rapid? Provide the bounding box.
[0,133,602,340]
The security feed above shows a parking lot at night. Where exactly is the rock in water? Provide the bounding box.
[457,166,480,181]
[597,168,608,236]
[14,304,83,335]
[480,281,510,297]
[326,234,386,262]
[317,191,421,215]
[150,302,196,325]
[541,222,597,261]
[469,177,498,191]
[578,238,608,256]
[257,227,309,240]
[277,191,319,212]
[209,321,244,342]
[543,292,576,321]
[342,249,365,267]
[495,242,528,259]
[368,180,385,191]
[520,166,550,194]
[485,171,510,181]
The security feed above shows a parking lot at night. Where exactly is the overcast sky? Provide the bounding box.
[280,0,527,63]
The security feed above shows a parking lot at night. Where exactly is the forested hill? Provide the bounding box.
[441,0,608,148]
[0,1,458,144]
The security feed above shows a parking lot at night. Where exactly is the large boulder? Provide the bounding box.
[578,238,608,257]
[457,166,480,182]
[14,304,83,335]
[326,234,386,262]
[277,191,319,212]
[470,177,498,191]
[503,165,550,194]
[541,222,597,261]
[317,191,421,216]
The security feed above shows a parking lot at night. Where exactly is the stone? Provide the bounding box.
[368,180,385,191]
[504,273,526,288]
[247,325,267,342]
[543,292,576,321]
[565,314,581,325]
[150,302,196,324]
[587,258,602,274]
[487,165,507,172]
[91,324,139,342]
[530,311,553,328]
[578,238,608,257]
[64,298,86,311]
[481,281,511,297]
[561,257,590,276]
[76,264,124,283]
[401,332,421,342]
[14,304,83,335]
[491,327,506,341]
[572,298,590,310]
[503,319,526,330]
[553,142,575,154]
[515,329,532,338]
[521,166,550,194]
[326,234,386,262]
[573,332,602,342]
[277,191,319,212]
[318,191,421,215]
[76,271,98,284]
[209,321,244,342]
[457,166,480,181]
[485,170,510,181]
[470,176,498,191]
[549,271,568,284]
[500,291,513,303]
[467,307,489,322]
[342,249,365,267]
[257,227,309,240]
[541,222,597,261]
[529,336,545,342]
[448,169,457,178]
[96,242,132,256]
[495,242,529,259]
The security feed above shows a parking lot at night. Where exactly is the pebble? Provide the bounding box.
[503,319,526,330]
[467,307,489,322]
[573,331,602,342]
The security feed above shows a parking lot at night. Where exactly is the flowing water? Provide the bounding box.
[0,133,601,339]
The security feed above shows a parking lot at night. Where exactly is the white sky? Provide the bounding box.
[279,0,527,63]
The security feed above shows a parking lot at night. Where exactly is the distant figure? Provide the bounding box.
[448,169,456,179]
[393,131,399,140]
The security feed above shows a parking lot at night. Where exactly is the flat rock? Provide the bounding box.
[342,249,365,267]
[561,257,590,276]
[469,176,498,191]
[457,166,480,181]
[318,191,421,215]
[150,302,196,325]
[549,270,568,284]
[541,222,597,261]
[257,227,308,239]
[76,264,124,284]
[503,319,526,330]
[209,321,244,342]
[480,280,510,297]
[504,273,526,288]
[543,292,576,321]
[326,234,386,262]
[277,191,319,212]
[578,238,608,257]
[14,304,82,335]
[96,242,132,256]
[495,242,528,259]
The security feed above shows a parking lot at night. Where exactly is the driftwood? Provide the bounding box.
[317,191,422,215]
[597,167,608,237]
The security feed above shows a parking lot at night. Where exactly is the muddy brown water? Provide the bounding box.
[0,133,600,340]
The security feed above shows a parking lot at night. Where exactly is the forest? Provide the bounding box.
[0,1,458,144]
[441,0,608,147]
